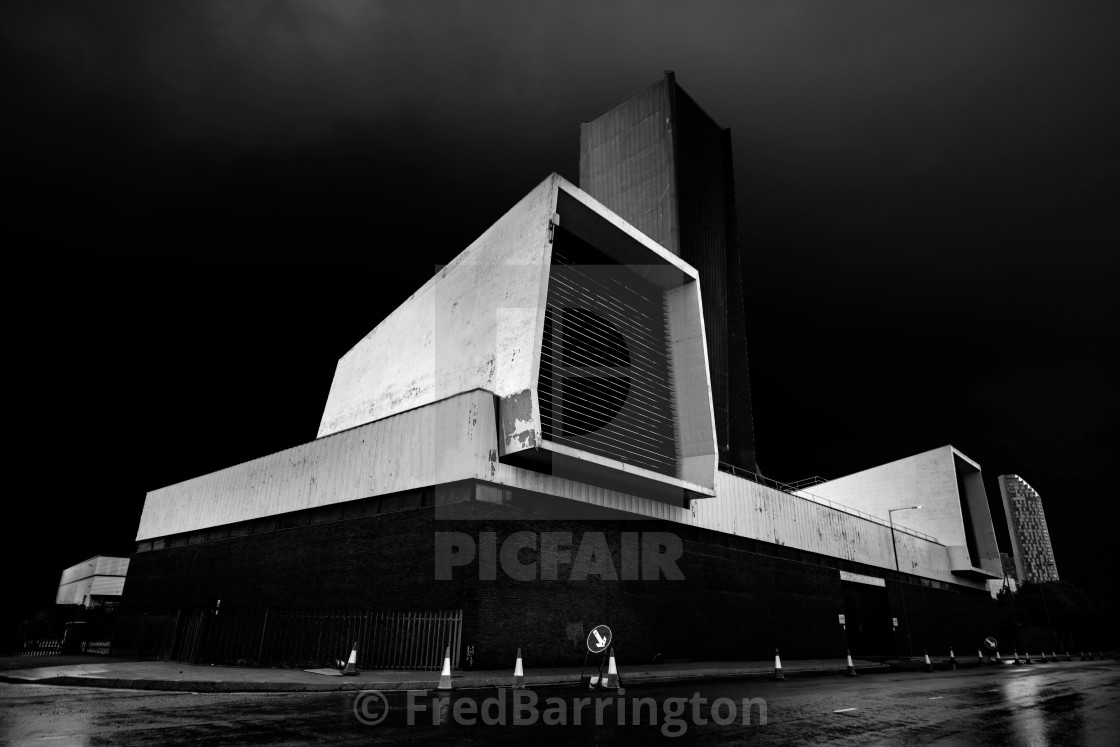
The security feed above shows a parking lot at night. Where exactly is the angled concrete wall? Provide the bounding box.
[316,176,557,440]
[138,390,499,540]
[316,171,717,493]
[136,387,974,589]
[793,445,1001,576]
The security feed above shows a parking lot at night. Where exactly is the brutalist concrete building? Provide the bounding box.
[124,74,999,668]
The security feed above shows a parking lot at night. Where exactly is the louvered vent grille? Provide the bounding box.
[538,229,677,477]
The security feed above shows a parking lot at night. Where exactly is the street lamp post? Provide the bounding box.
[889,506,923,659]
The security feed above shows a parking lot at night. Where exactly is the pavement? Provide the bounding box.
[0,654,895,693]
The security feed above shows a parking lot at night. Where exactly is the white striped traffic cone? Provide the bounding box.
[978,649,984,666]
[923,650,934,673]
[1051,651,1058,663]
[949,647,957,670]
[1012,650,1022,665]
[996,650,1004,664]
[845,650,858,677]
[437,646,453,690]
[601,648,620,689]
[340,641,359,676]
[512,648,525,689]
[1024,651,1033,664]
[773,648,785,680]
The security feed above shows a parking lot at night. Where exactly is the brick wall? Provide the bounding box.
[125,498,996,668]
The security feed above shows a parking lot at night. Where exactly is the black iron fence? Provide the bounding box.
[111,607,463,670]
[7,606,118,657]
[8,606,463,670]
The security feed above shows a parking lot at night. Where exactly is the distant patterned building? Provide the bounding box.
[998,474,1058,583]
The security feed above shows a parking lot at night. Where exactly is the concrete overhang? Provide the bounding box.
[315,172,717,502]
[496,176,718,500]
[948,545,1002,580]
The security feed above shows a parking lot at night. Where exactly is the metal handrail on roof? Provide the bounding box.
[782,475,830,492]
[717,462,941,544]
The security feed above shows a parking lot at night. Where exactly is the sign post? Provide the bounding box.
[586,625,612,655]
[580,624,614,689]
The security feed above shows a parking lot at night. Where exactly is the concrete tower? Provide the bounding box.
[579,71,758,473]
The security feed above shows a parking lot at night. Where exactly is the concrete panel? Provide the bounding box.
[497,388,540,456]
[137,390,499,540]
[541,183,718,492]
[316,176,558,438]
[579,74,678,254]
[138,382,970,589]
[665,279,717,487]
[959,467,1002,574]
[794,445,967,546]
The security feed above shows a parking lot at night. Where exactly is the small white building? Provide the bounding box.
[56,555,129,607]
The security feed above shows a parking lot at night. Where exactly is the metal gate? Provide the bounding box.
[112,607,463,671]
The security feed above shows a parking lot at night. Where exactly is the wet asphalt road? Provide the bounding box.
[1,660,1117,745]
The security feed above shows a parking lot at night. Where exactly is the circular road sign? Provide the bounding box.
[983,636,998,651]
[587,624,613,654]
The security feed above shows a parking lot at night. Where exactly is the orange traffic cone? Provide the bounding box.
[978,649,984,666]
[923,650,934,673]
[773,648,785,680]
[1064,649,1072,662]
[1024,651,1033,664]
[601,648,620,689]
[1012,650,1022,665]
[512,648,525,689]
[340,641,360,676]
[949,647,957,670]
[1080,651,1087,661]
[437,646,453,690]
[996,650,1004,665]
[845,650,858,677]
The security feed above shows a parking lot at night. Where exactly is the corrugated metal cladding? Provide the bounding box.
[538,227,677,477]
[89,576,126,596]
[489,464,969,588]
[58,556,129,586]
[56,580,92,605]
[94,556,129,577]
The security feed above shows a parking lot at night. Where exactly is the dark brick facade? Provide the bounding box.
[125,485,997,669]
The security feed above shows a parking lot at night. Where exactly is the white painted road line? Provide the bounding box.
[834,708,858,713]
[929,696,944,700]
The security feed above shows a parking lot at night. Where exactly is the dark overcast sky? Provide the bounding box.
[5,1,1118,618]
